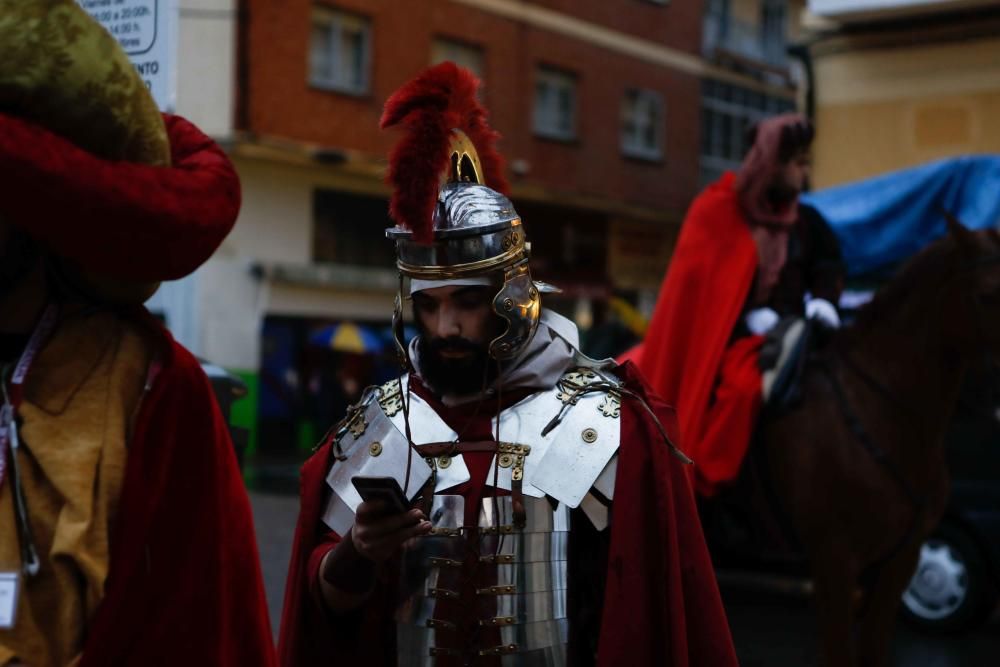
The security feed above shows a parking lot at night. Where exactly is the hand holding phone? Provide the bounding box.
[351,476,409,514]
[349,476,431,563]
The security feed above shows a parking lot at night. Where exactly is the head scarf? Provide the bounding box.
[735,113,811,228]
[735,113,812,304]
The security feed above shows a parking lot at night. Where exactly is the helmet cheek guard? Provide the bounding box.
[490,261,540,360]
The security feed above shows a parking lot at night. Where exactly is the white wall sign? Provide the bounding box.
[77,0,177,112]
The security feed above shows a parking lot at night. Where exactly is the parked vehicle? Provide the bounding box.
[900,362,1000,633]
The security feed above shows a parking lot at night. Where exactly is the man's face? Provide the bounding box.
[774,149,812,199]
[412,284,502,395]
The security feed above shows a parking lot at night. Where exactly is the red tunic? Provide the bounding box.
[278,363,737,666]
[78,314,276,667]
[632,172,764,497]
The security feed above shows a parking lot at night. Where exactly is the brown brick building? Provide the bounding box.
[232,0,719,307]
[242,0,703,214]
[160,0,796,456]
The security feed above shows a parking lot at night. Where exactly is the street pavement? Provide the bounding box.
[249,490,299,639]
[723,587,1000,666]
[249,488,1000,663]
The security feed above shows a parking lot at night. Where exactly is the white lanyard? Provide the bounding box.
[0,305,57,489]
[0,305,58,577]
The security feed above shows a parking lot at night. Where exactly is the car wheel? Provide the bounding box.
[901,522,998,634]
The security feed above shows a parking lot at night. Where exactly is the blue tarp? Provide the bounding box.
[801,155,1000,277]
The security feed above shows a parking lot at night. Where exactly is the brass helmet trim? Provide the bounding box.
[447,129,484,185]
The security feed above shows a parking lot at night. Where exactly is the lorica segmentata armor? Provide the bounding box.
[322,366,623,664]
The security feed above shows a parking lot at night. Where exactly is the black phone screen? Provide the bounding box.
[351,476,409,514]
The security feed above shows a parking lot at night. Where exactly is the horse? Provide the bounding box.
[753,220,1000,666]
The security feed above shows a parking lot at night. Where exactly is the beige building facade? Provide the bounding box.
[803,1,1000,188]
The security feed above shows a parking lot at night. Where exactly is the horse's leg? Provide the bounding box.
[811,541,859,667]
[855,543,921,667]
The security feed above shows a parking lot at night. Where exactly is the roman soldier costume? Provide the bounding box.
[279,63,736,667]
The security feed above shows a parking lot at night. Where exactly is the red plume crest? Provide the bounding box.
[381,62,509,244]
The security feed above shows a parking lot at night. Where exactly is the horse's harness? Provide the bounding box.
[819,357,924,577]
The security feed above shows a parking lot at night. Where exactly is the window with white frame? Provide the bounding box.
[309,7,371,95]
[533,67,577,141]
[700,79,794,186]
[431,38,484,77]
[621,89,664,160]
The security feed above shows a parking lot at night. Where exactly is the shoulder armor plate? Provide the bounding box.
[322,376,470,536]
[488,367,622,509]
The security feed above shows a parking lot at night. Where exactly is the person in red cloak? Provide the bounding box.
[0,3,274,665]
[626,114,844,499]
[278,63,737,667]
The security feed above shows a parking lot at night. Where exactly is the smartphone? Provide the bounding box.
[351,476,410,514]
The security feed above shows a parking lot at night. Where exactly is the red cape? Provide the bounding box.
[631,172,762,496]
[278,363,737,666]
[78,315,276,666]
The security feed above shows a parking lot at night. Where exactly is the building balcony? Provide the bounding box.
[702,16,790,74]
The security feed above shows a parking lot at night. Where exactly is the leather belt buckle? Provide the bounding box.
[426,618,457,631]
[428,587,459,600]
[476,585,516,595]
[479,616,516,627]
[479,644,518,656]
[479,554,515,564]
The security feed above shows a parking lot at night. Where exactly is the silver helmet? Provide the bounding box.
[382,64,544,363]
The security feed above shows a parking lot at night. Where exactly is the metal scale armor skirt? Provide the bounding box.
[395,494,569,666]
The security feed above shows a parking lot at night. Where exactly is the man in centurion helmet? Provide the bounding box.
[0,2,274,664]
[279,63,737,667]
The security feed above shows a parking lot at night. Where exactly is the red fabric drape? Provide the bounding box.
[0,113,240,282]
[78,315,276,667]
[277,365,737,666]
[686,336,764,496]
[595,363,737,666]
[630,172,762,496]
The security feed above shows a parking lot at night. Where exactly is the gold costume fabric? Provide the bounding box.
[0,0,169,306]
[0,310,153,666]
[0,0,168,166]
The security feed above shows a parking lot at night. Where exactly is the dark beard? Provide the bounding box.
[416,334,499,397]
[767,183,799,208]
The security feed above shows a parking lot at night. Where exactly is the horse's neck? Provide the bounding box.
[843,299,968,442]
